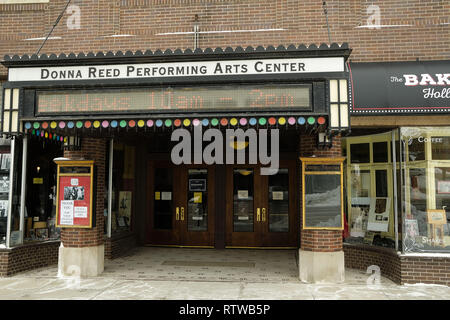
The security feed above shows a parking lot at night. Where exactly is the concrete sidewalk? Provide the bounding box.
[0,247,448,300]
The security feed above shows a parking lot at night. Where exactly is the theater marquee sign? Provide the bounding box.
[8,57,344,82]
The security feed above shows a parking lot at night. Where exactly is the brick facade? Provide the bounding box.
[0,241,60,277]
[299,134,343,253]
[1,0,449,78]
[344,243,402,284]
[344,244,450,286]
[400,255,450,286]
[104,232,137,260]
[0,1,448,284]
[62,138,106,248]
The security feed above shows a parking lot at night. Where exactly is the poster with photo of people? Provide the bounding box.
[63,186,85,201]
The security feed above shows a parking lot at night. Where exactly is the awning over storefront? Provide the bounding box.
[349,60,450,115]
[1,44,352,138]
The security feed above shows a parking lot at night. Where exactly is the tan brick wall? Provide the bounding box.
[61,138,106,248]
[1,0,449,78]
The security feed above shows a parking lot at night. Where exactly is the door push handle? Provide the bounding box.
[181,207,185,221]
[257,208,261,222]
[262,208,266,222]
[176,207,180,221]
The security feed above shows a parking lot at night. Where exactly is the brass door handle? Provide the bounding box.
[262,208,266,222]
[257,208,261,222]
[176,207,180,221]
[181,207,185,221]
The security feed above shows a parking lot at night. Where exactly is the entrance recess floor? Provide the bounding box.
[0,247,449,300]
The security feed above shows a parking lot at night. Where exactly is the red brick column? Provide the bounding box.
[299,133,343,253]
[298,133,345,283]
[61,138,106,248]
[57,138,106,277]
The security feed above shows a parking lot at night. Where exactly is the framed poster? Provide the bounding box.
[437,181,450,194]
[55,160,94,228]
[301,157,345,230]
[405,219,419,238]
[118,191,132,221]
[427,209,446,225]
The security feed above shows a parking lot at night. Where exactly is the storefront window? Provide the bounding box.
[350,143,370,163]
[401,127,450,253]
[344,131,396,248]
[24,138,62,243]
[373,142,388,163]
[111,142,135,234]
[432,137,450,160]
[0,138,11,246]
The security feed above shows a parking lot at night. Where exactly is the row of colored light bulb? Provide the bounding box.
[30,129,66,142]
[24,116,326,131]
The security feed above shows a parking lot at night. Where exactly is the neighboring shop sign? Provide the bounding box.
[55,160,94,228]
[8,57,344,82]
[350,60,450,114]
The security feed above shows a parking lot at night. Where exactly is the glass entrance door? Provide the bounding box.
[226,160,298,247]
[180,167,215,246]
[147,161,214,247]
[147,161,180,245]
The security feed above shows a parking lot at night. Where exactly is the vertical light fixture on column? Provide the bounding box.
[1,88,22,137]
[329,79,349,131]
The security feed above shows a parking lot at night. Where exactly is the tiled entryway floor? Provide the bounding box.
[1,247,449,300]
[103,247,300,282]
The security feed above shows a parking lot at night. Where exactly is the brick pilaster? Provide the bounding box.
[61,138,106,248]
[299,133,343,252]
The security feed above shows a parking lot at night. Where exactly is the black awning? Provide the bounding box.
[349,60,450,115]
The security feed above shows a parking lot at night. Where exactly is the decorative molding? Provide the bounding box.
[2,43,351,65]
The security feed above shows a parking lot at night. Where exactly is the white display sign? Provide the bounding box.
[161,191,172,201]
[70,178,79,186]
[60,200,74,225]
[8,57,345,82]
[237,190,249,199]
[367,197,391,232]
[74,206,88,218]
[272,191,284,200]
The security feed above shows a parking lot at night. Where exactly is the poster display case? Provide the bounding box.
[55,159,95,228]
[301,157,345,230]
